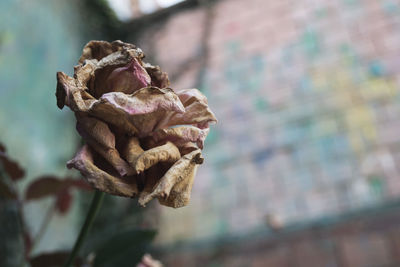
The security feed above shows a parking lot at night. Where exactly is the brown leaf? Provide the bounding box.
[25,176,65,200]
[67,179,92,191]
[25,176,89,201]
[0,150,25,181]
[30,251,82,267]
[56,189,73,214]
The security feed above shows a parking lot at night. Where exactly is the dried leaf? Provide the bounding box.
[30,251,82,267]
[67,179,92,191]
[56,189,73,214]
[25,176,65,200]
[0,149,25,181]
[25,176,91,201]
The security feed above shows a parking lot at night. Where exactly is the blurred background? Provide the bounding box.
[2,0,400,266]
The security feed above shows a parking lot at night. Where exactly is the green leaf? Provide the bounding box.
[94,229,156,267]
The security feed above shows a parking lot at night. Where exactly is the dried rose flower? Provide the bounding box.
[56,40,216,208]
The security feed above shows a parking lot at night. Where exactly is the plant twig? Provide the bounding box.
[63,190,104,267]
[31,201,56,252]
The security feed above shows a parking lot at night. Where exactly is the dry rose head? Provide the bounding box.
[56,40,217,208]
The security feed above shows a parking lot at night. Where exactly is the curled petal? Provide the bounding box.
[91,58,151,98]
[144,63,170,88]
[78,40,142,64]
[76,116,133,177]
[67,145,139,197]
[56,72,75,109]
[138,149,204,208]
[99,87,184,115]
[76,116,115,148]
[89,87,185,136]
[132,141,181,174]
[122,137,144,166]
[56,72,96,112]
[158,89,217,129]
[150,126,209,149]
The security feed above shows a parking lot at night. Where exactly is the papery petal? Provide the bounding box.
[89,87,185,136]
[157,89,217,129]
[91,58,151,98]
[132,141,180,174]
[150,126,209,149]
[144,63,170,88]
[138,149,204,208]
[67,145,139,197]
[76,116,133,177]
[122,137,144,166]
[78,40,142,64]
[56,72,96,111]
[56,72,75,109]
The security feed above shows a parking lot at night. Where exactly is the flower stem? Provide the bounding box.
[63,190,104,267]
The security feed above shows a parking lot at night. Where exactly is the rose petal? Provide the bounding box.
[56,72,75,109]
[76,116,133,177]
[90,58,151,98]
[78,40,142,64]
[132,141,181,174]
[144,63,170,88]
[67,145,139,197]
[89,87,185,136]
[150,126,209,149]
[157,88,217,129]
[122,137,144,166]
[138,149,204,208]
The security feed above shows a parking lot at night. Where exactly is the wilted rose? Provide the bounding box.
[56,40,216,208]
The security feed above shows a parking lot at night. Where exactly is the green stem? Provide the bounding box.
[63,190,104,267]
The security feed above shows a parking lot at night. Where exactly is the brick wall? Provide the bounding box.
[155,203,400,266]
[135,0,400,247]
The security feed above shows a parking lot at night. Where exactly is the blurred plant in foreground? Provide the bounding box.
[0,143,157,267]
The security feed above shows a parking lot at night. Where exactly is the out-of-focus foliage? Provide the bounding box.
[1,142,158,266]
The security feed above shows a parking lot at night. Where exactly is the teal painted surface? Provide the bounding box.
[0,0,88,254]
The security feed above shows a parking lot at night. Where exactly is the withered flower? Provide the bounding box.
[56,40,216,208]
